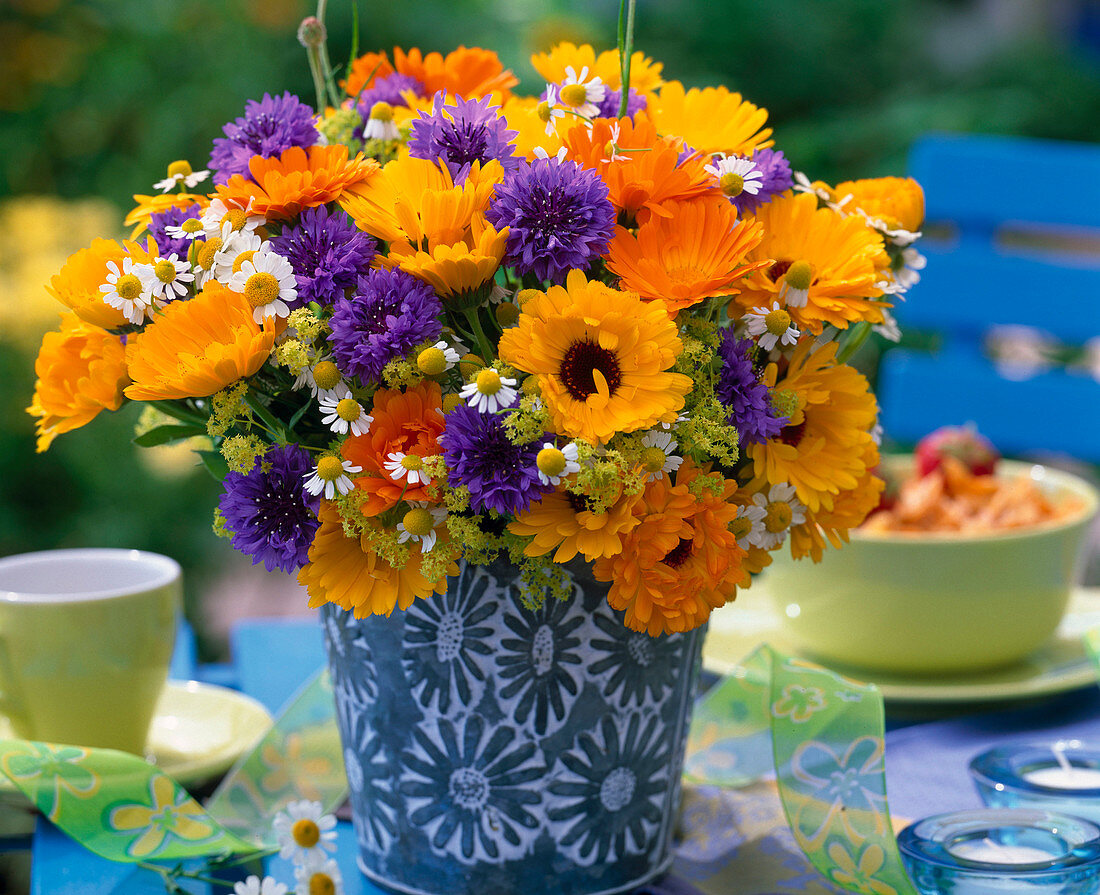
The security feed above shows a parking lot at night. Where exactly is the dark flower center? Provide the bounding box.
[565,491,594,514]
[769,259,793,282]
[662,537,694,569]
[437,120,491,167]
[779,420,806,447]
[560,338,622,401]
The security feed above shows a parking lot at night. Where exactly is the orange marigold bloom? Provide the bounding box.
[343,51,396,97]
[835,176,925,233]
[530,42,664,96]
[298,502,452,618]
[215,145,379,222]
[394,46,518,100]
[563,116,714,225]
[27,313,129,452]
[342,381,446,517]
[647,81,773,157]
[499,95,563,160]
[605,198,767,314]
[46,238,132,330]
[732,192,891,334]
[124,193,208,239]
[124,281,276,400]
[384,215,508,301]
[508,483,642,563]
[593,462,744,636]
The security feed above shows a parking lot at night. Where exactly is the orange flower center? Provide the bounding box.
[666,264,703,285]
[233,250,258,273]
[719,172,745,197]
[764,308,792,336]
[244,271,280,308]
[661,537,694,569]
[336,397,360,421]
[312,361,340,390]
[291,818,320,848]
[196,237,222,270]
[153,259,177,283]
[640,447,667,474]
[559,83,589,108]
[309,872,336,895]
[315,457,345,482]
[764,501,792,533]
[559,339,622,401]
[116,274,143,301]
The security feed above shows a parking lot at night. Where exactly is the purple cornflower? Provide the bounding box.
[716,330,787,446]
[269,206,377,307]
[356,73,425,112]
[485,156,616,283]
[328,267,442,384]
[440,401,551,515]
[218,444,320,574]
[408,93,520,182]
[148,202,202,260]
[732,148,793,215]
[595,87,647,121]
[209,92,319,185]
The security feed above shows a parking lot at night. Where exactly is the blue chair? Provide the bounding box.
[876,132,1100,461]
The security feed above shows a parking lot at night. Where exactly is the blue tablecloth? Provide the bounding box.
[24,618,1100,894]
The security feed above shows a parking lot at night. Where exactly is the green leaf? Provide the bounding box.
[196,450,229,481]
[132,425,207,448]
[288,400,313,432]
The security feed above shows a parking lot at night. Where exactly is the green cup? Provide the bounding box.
[0,548,180,754]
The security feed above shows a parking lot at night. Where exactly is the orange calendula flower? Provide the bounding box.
[508,483,642,563]
[124,193,208,240]
[298,503,452,618]
[498,269,692,443]
[530,42,664,96]
[124,281,276,400]
[343,51,396,97]
[499,95,564,160]
[27,313,130,452]
[563,116,714,225]
[394,46,518,100]
[605,198,768,314]
[46,238,133,330]
[216,145,379,222]
[732,192,891,334]
[384,214,508,302]
[342,381,446,517]
[594,462,744,636]
[647,81,773,157]
[750,338,880,516]
[835,176,925,234]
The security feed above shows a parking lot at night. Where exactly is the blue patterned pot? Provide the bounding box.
[321,558,707,895]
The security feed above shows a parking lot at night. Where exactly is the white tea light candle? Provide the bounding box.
[1023,766,1100,789]
[949,839,1059,864]
[970,741,1100,823]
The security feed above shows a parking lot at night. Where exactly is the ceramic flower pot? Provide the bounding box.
[321,558,707,895]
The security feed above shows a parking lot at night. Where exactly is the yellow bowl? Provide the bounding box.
[765,457,1099,675]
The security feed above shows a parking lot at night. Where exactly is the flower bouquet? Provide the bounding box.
[28,12,924,893]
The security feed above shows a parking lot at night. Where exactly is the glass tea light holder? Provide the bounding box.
[896,808,1100,894]
[970,741,1100,823]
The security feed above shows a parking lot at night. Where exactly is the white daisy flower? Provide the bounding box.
[227,249,297,323]
[750,483,807,550]
[100,257,156,324]
[153,160,210,193]
[294,359,347,400]
[639,429,684,482]
[140,253,195,301]
[535,441,580,486]
[164,217,206,242]
[303,456,361,499]
[363,101,400,141]
[397,502,448,554]
[416,340,462,376]
[232,875,287,895]
[660,412,689,431]
[293,857,344,895]
[383,451,431,487]
[536,84,568,137]
[705,154,763,199]
[872,308,902,343]
[272,799,338,866]
[745,302,800,351]
[200,197,265,240]
[792,170,835,204]
[212,227,266,283]
[557,66,607,119]
[319,393,372,436]
[895,246,926,290]
[459,368,518,414]
[733,503,768,550]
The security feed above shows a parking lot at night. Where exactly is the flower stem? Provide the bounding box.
[836,320,872,364]
[245,392,287,445]
[315,0,342,109]
[617,0,637,117]
[462,307,496,364]
[151,400,208,427]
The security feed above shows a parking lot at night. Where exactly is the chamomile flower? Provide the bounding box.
[153,160,210,192]
[894,246,926,290]
[536,84,567,136]
[233,875,287,895]
[200,196,265,241]
[141,253,195,301]
[459,368,518,414]
[705,154,763,199]
[745,302,800,351]
[383,451,431,486]
[533,145,569,162]
[535,441,580,486]
[638,429,683,482]
[164,217,206,242]
[557,66,607,120]
[303,456,361,499]
[363,101,400,141]
[750,483,807,550]
[100,257,156,324]
[212,227,265,283]
[416,341,462,376]
[293,857,344,895]
[778,260,813,309]
[730,503,767,550]
[396,502,448,553]
[319,393,372,436]
[272,799,338,866]
[872,308,902,343]
[227,249,298,323]
[294,359,346,400]
[792,170,835,204]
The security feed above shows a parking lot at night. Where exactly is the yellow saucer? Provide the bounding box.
[0,680,273,792]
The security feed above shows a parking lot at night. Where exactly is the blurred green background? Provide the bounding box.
[2,0,1099,656]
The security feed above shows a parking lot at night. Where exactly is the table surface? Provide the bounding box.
[23,614,1100,895]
